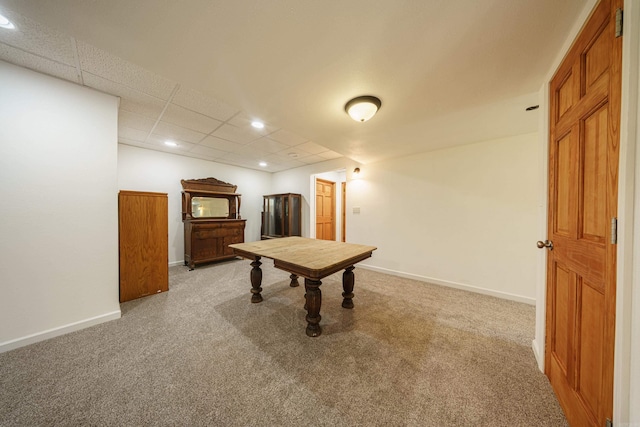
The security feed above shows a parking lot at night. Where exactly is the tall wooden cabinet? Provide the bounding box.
[118,191,169,303]
[182,178,246,269]
[261,193,302,239]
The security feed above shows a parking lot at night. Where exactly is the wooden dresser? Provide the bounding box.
[182,178,246,269]
[118,190,169,302]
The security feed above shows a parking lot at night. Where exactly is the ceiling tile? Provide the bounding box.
[294,141,332,155]
[317,150,343,160]
[119,98,165,120]
[262,153,304,169]
[220,152,261,165]
[171,86,239,122]
[147,134,196,152]
[227,112,277,135]
[188,145,227,159]
[118,138,156,150]
[0,9,76,66]
[119,126,148,142]
[0,43,80,83]
[162,104,222,134]
[153,121,206,144]
[227,145,264,160]
[119,110,156,132]
[84,72,166,118]
[244,137,289,154]
[211,123,262,145]
[199,135,243,153]
[275,146,309,159]
[77,41,177,100]
[297,154,326,164]
[267,129,308,146]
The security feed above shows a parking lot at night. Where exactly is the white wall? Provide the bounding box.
[117,145,273,263]
[0,61,121,352]
[346,133,539,304]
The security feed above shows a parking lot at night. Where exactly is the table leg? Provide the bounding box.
[289,274,300,287]
[304,278,322,337]
[342,266,355,309]
[250,257,263,303]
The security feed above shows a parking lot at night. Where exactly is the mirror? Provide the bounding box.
[192,197,229,218]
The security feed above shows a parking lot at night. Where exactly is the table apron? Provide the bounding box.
[273,252,373,280]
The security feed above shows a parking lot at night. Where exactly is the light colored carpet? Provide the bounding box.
[0,259,567,426]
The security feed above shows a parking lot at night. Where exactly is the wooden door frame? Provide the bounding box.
[533,0,639,422]
[342,182,346,242]
[315,178,336,241]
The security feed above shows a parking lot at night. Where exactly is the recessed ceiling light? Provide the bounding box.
[0,13,15,29]
[251,121,265,129]
[164,140,178,147]
[259,161,267,167]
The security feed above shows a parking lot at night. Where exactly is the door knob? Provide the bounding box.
[537,240,553,250]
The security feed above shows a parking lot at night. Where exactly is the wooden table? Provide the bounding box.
[229,237,377,337]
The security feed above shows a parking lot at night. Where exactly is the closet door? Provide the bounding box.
[118,191,168,302]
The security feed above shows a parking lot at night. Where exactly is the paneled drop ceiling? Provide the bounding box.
[0,1,589,172]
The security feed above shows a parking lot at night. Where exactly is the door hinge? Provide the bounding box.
[606,418,613,427]
[615,8,623,38]
[611,217,618,244]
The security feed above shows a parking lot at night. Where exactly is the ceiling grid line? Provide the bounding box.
[144,83,181,144]
[69,36,82,85]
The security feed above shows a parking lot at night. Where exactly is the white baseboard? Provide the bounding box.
[0,310,121,354]
[169,260,185,267]
[357,263,536,305]
[532,339,544,372]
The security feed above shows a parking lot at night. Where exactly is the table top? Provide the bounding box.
[229,237,377,280]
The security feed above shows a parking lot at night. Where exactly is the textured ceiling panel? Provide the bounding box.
[297,154,324,164]
[317,150,343,160]
[296,141,330,155]
[211,124,263,145]
[171,86,239,122]
[267,129,308,146]
[199,135,244,153]
[118,126,148,142]
[0,43,79,83]
[77,41,177,100]
[147,134,196,152]
[83,72,166,118]
[0,9,75,65]
[227,112,277,135]
[118,98,165,121]
[118,110,157,133]
[119,138,156,150]
[152,121,206,144]
[245,138,289,154]
[162,104,222,134]
[188,145,227,160]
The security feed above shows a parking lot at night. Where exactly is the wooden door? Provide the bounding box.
[315,178,335,240]
[119,191,169,302]
[544,1,621,426]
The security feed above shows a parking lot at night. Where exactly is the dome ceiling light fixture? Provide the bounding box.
[344,95,381,122]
